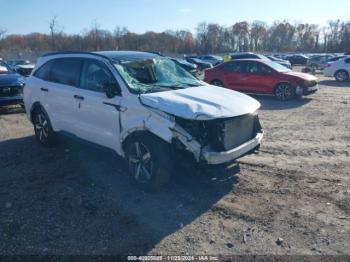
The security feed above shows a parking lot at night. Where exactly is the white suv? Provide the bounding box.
[324,56,350,82]
[24,51,263,190]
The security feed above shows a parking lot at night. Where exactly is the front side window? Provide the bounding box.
[114,58,202,93]
[80,59,115,92]
[51,58,82,86]
[34,60,54,80]
[345,58,350,64]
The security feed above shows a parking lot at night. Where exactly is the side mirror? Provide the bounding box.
[102,81,121,98]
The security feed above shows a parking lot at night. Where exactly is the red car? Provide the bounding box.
[204,59,318,100]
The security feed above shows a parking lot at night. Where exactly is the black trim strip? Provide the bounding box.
[103,101,122,111]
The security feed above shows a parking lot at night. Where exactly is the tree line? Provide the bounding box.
[0,19,349,60]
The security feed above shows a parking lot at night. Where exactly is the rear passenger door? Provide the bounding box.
[222,61,247,91]
[73,58,122,151]
[40,58,82,133]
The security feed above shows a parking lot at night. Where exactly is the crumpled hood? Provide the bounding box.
[140,85,260,120]
[284,71,318,81]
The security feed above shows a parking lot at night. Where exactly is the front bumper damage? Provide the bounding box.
[202,132,263,164]
[171,123,263,165]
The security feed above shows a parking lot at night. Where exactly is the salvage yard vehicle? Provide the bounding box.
[14,64,35,77]
[307,54,335,70]
[197,55,223,66]
[285,54,309,65]
[324,56,350,82]
[0,60,25,107]
[231,52,291,69]
[170,57,199,76]
[265,55,292,69]
[24,51,263,190]
[185,57,213,71]
[6,59,31,70]
[204,59,318,101]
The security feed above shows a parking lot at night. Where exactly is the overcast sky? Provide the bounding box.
[2,0,350,34]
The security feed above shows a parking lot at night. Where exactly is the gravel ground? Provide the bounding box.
[0,71,349,256]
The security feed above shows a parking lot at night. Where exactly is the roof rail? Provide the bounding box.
[41,51,109,59]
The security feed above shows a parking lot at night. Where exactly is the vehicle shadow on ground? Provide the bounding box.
[0,106,24,115]
[318,80,350,88]
[249,95,312,110]
[0,135,239,255]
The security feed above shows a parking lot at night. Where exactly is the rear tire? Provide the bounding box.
[125,133,173,191]
[32,107,57,147]
[335,70,349,82]
[211,80,224,87]
[274,83,295,101]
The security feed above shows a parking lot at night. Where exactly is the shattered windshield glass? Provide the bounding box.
[113,57,202,93]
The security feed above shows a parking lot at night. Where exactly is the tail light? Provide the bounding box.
[326,63,332,68]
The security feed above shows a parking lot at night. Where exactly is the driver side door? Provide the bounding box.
[74,58,122,151]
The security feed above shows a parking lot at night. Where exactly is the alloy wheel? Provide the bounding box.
[128,142,153,183]
[35,113,49,142]
[275,84,293,101]
[335,71,348,82]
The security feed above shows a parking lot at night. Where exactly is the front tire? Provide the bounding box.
[335,70,349,82]
[274,83,295,101]
[125,133,173,191]
[33,108,57,147]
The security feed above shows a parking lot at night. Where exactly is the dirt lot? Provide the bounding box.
[0,72,350,256]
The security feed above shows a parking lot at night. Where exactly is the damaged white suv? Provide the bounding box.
[24,51,263,190]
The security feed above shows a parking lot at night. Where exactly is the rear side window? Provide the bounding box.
[34,60,54,80]
[51,58,82,86]
[345,58,350,64]
[223,62,244,72]
[246,62,259,73]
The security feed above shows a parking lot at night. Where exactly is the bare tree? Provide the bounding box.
[48,15,61,50]
[0,27,6,40]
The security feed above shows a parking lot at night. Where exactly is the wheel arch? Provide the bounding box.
[334,69,349,77]
[121,129,172,157]
[29,101,45,123]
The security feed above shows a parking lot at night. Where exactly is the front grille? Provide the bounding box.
[221,114,256,150]
[0,87,22,97]
[176,113,262,152]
